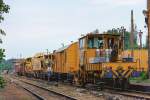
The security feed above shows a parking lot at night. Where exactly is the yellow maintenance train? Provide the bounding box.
[17,32,147,89]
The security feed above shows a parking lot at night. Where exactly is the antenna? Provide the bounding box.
[61,43,64,47]
[93,29,99,34]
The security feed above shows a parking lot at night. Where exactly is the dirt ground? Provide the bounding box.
[0,81,37,100]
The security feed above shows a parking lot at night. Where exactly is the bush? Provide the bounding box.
[0,76,6,88]
[140,71,148,80]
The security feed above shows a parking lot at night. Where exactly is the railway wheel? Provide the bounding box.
[77,70,86,87]
[113,78,121,88]
[113,78,129,90]
[121,78,129,90]
[73,72,80,85]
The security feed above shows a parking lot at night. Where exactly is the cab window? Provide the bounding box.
[88,38,94,48]
[88,37,104,49]
[98,37,104,48]
[108,38,114,49]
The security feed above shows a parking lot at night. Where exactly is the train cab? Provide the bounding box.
[79,33,122,66]
[78,32,137,88]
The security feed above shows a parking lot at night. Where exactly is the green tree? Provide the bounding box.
[0,49,5,63]
[124,31,130,50]
[107,29,119,35]
[107,28,138,50]
[0,0,9,62]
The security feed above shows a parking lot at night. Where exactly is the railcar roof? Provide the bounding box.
[55,45,70,53]
[79,33,120,39]
[12,59,25,63]
[55,42,77,53]
[34,53,44,57]
[34,52,51,57]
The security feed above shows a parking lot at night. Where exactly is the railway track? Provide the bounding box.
[102,86,150,100]
[9,77,77,100]
[105,89,150,100]
[18,84,45,100]
[67,82,150,100]
[13,75,150,100]
[11,76,104,100]
[5,76,44,100]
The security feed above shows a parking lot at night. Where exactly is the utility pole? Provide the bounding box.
[144,0,150,78]
[148,0,150,10]
[46,49,49,55]
[130,10,134,57]
[117,27,126,52]
[139,30,143,70]
[121,26,126,51]
[46,49,50,60]
[148,0,150,78]
[139,30,143,49]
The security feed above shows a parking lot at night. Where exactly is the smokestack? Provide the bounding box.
[130,10,134,57]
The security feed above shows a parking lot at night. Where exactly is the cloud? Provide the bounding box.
[87,0,144,6]
[113,0,144,6]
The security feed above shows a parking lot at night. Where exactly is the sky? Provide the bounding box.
[0,0,147,59]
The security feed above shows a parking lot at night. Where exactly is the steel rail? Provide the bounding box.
[15,75,150,99]
[104,86,150,100]
[16,78,77,100]
[8,78,45,100]
[19,84,45,100]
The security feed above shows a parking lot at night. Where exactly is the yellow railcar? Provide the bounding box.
[31,52,54,78]
[24,57,33,77]
[32,53,44,76]
[53,42,79,80]
[123,49,148,71]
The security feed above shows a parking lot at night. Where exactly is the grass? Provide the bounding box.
[0,76,6,88]
[130,77,150,84]
[129,71,150,83]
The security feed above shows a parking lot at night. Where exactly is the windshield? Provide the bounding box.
[88,37,104,49]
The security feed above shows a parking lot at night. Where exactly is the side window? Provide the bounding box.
[79,39,82,49]
[98,37,104,48]
[79,38,85,49]
[88,38,94,48]
[94,38,98,48]
[119,39,122,49]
